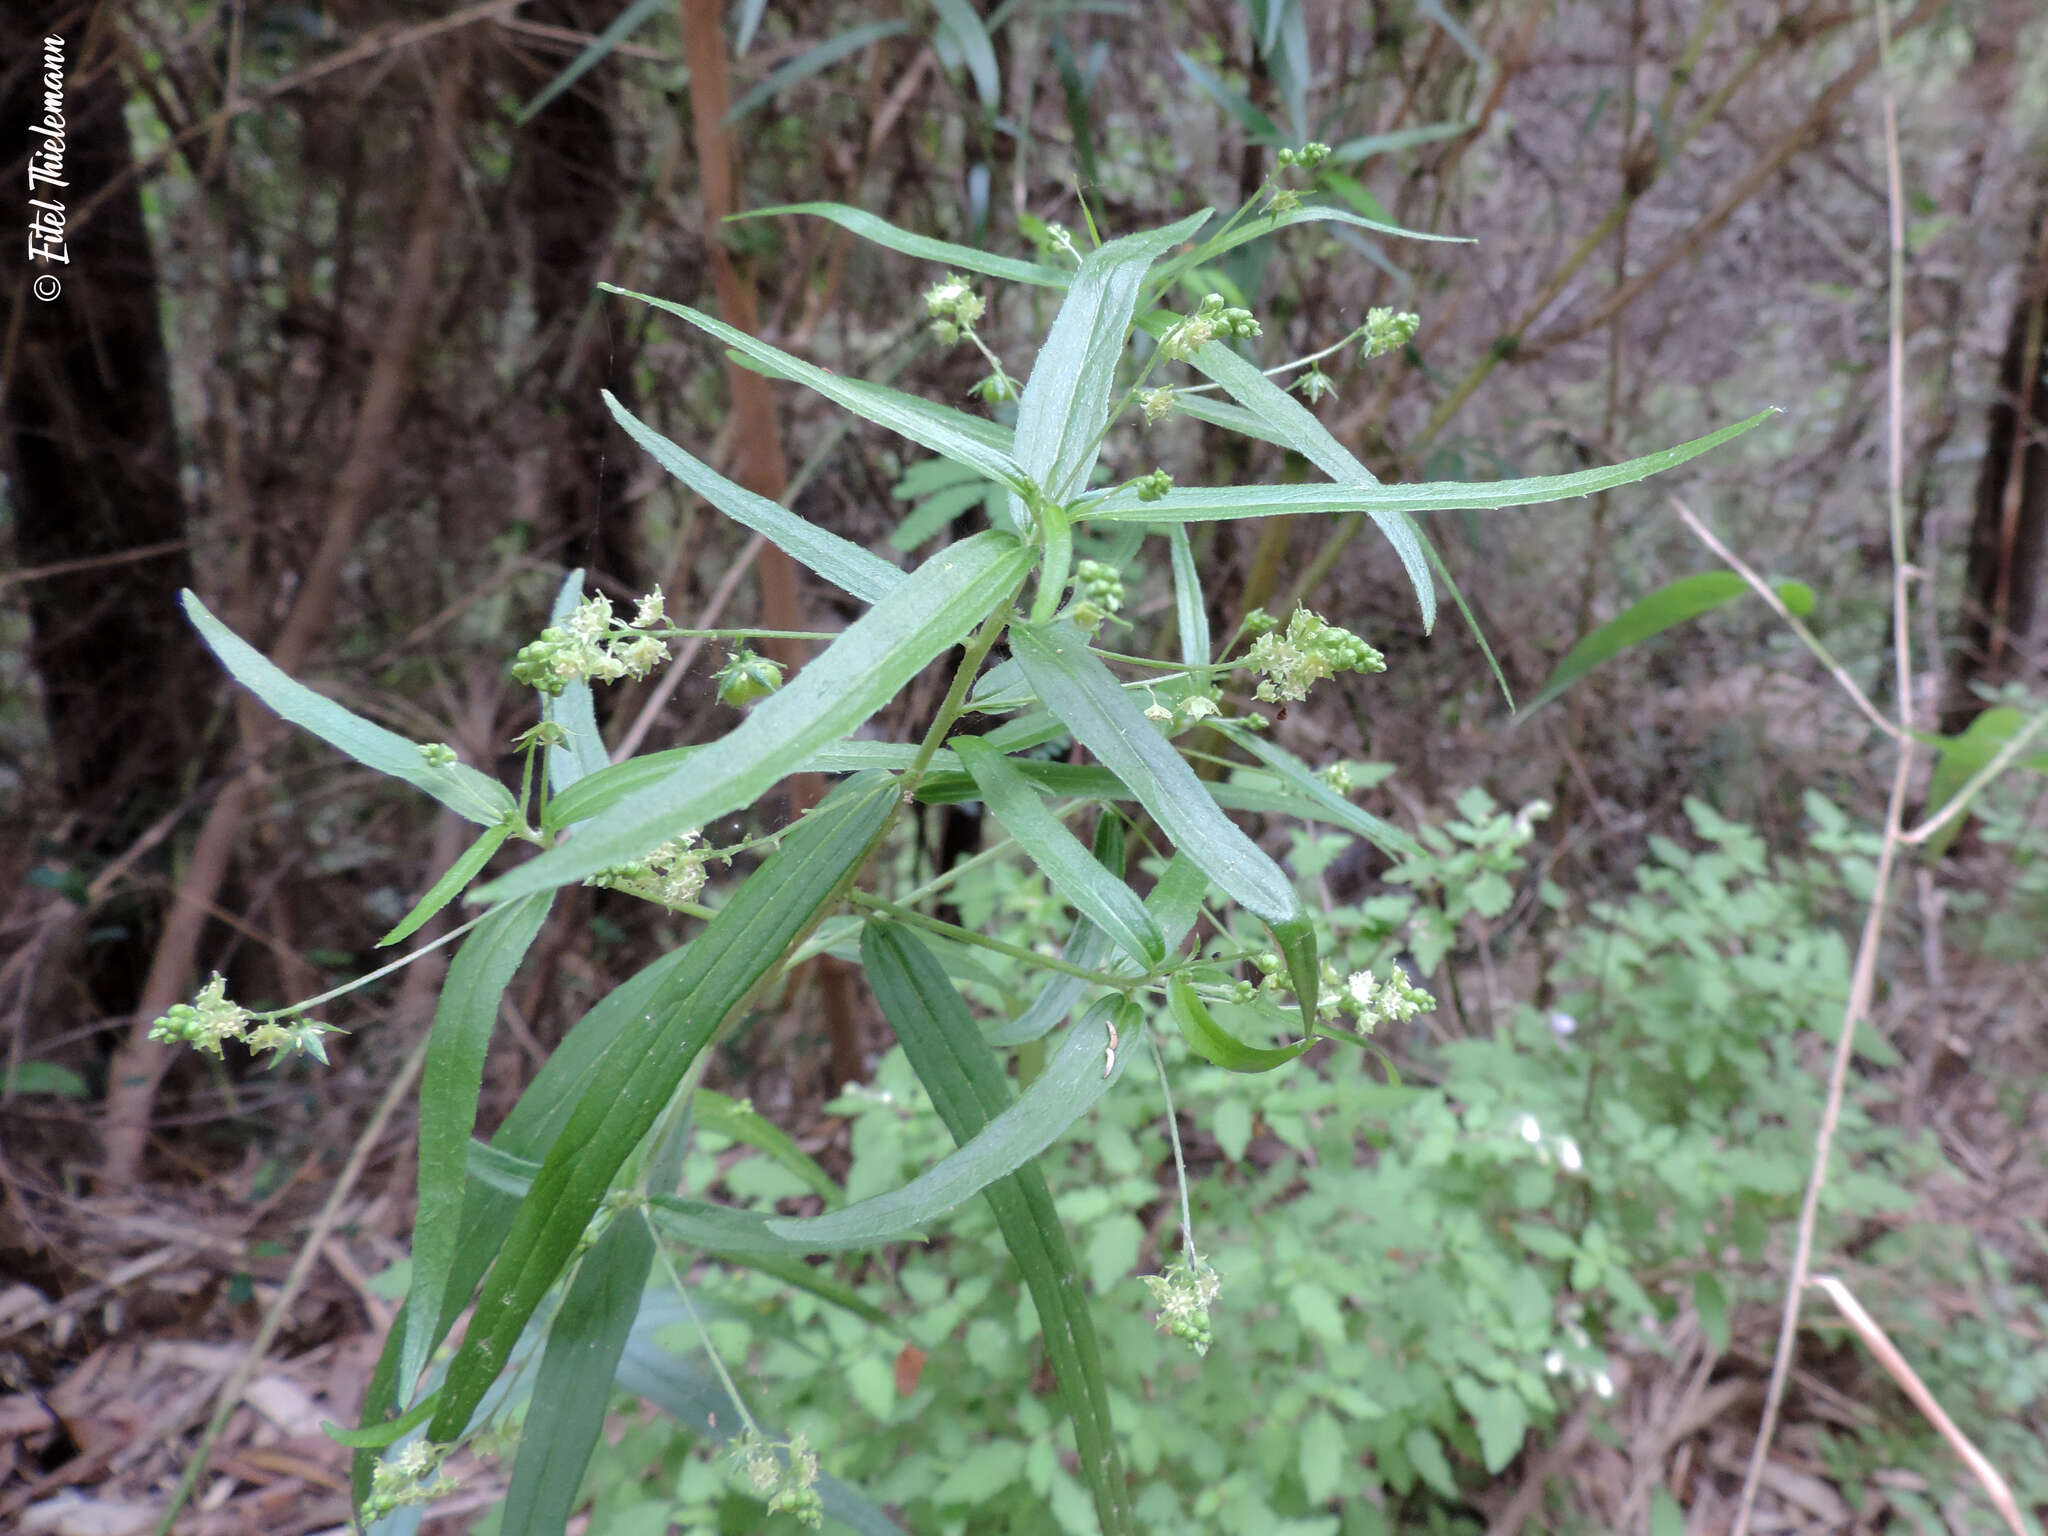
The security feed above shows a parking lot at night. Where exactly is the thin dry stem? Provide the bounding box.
[1808,1275,2028,1535]
[1731,3,1918,1528]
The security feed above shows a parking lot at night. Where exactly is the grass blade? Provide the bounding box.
[741,202,1069,287]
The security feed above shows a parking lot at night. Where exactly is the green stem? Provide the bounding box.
[849,892,1136,988]
[903,594,1022,791]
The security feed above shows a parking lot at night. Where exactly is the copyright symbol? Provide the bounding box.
[33,274,60,300]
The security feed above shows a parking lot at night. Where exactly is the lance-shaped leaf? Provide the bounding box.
[1009,208,1213,531]
[862,923,1134,1534]
[1166,523,1211,669]
[1083,409,1778,523]
[427,774,897,1441]
[541,570,611,797]
[377,825,511,948]
[740,202,1069,288]
[643,995,1132,1254]
[1521,570,1815,716]
[1185,339,1435,631]
[989,811,1125,1047]
[1170,976,1312,1073]
[1010,618,1318,1027]
[498,1207,655,1536]
[395,892,555,1403]
[474,532,1029,903]
[955,737,1164,968]
[1146,201,1466,297]
[181,591,515,828]
[1210,720,1420,861]
[600,283,1030,493]
[603,391,902,605]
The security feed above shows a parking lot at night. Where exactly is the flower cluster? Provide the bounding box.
[1343,967,1436,1033]
[729,1430,823,1527]
[922,273,985,344]
[1543,1306,1614,1399]
[1144,1253,1223,1356]
[1140,385,1178,423]
[1069,559,1126,630]
[511,592,669,697]
[1143,692,1221,727]
[1032,221,1081,264]
[1159,292,1261,362]
[1132,469,1173,502]
[361,1441,460,1525]
[1276,141,1332,172]
[714,647,783,707]
[1241,607,1385,703]
[148,974,340,1065]
[419,742,458,769]
[585,831,709,912]
[1359,306,1420,361]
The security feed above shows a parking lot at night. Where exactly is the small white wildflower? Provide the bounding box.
[1548,1010,1578,1040]
[632,587,666,628]
[1543,1350,1565,1376]
[1178,695,1220,721]
[1512,798,1552,839]
[1144,703,1174,723]
[1593,1371,1615,1400]
[1556,1137,1582,1173]
[1144,1254,1222,1356]
[1517,1113,1543,1145]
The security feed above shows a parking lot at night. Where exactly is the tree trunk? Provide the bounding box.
[1941,203,2048,735]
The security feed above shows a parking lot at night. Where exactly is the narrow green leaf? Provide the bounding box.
[1169,976,1311,1072]
[1,1061,87,1098]
[1165,524,1210,669]
[1009,618,1317,1025]
[603,392,902,604]
[514,0,667,123]
[1330,120,1474,162]
[956,737,1165,967]
[180,592,515,828]
[397,892,554,1402]
[1413,0,1488,62]
[1011,209,1213,523]
[1147,202,1466,296]
[741,202,1069,287]
[1520,570,1816,716]
[1175,50,1279,141]
[542,744,693,831]
[1211,721,1420,861]
[428,775,897,1441]
[642,994,1130,1255]
[601,284,1031,492]
[1921,705,2048,855]
[989,848,1206,1048]
[1185,338,1436,631]
[541,571,611,796]
[862,923,1133,1535]
[927,0,1000,109]
[499,1208,655,1536]
[725,20,912,123]
[695,1089,843,1206]
[475,533,1029,903]
[1085,409,1779,523]
[377,825,512,948]
[328,1393,439,1449]
[987,813,1125,1048]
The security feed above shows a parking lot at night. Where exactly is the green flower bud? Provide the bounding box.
[715,648,784,707]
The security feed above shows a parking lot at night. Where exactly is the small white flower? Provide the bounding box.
[1543,1350,1565,1376]
[1593,1371,1615,1400]
[1556,1137,1582,1173]
[1517,1113,1543,1145]
[1144,703,1174,723]
[1548,1010,1577,1039]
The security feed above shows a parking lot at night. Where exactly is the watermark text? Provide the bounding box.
[27,33,68,299]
